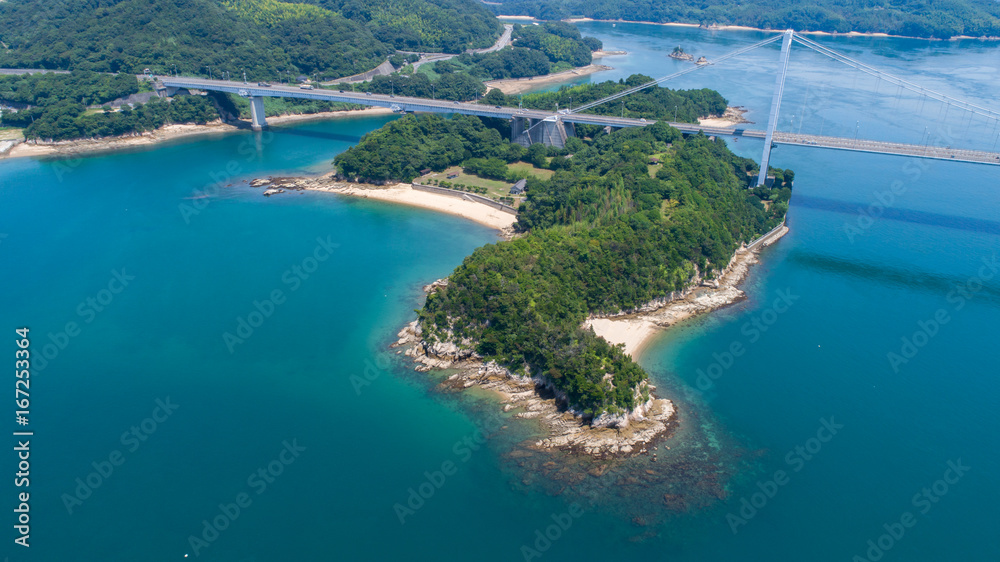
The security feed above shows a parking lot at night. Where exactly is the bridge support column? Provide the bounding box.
[757,29,794,187]
[249,96,267,131]
[511,116,575,148]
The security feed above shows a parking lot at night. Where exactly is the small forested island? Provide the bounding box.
[333,80,791,457]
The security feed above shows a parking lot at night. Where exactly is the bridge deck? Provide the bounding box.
[160,77,1000,166]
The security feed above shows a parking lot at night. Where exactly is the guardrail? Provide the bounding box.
[412,183,517,215]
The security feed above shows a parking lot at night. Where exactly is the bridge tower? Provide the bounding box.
[757,29,794,187]
[512,116,575,148]
[249,97,267,131]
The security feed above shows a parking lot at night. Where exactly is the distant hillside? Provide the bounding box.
[490,0,1000,39]
[0,0,501,80]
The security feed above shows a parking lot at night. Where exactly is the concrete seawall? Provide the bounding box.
[746,217,788,252]
[412,183,517,215]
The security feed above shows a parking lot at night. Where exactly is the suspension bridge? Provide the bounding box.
[159,29,1000,185]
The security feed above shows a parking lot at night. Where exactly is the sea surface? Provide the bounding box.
[2,23,999,561]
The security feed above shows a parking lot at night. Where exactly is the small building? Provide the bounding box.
[447,173,459,179]
[297,75,309,83]
[420,168,432,175]
[509,179,527,195]
[648,157,661,165]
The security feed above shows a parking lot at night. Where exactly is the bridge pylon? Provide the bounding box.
[249,96,267,131]
[758,29,794,187]
[512,116,575,148]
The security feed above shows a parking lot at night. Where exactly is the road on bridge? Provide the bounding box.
[159,76,1000,167]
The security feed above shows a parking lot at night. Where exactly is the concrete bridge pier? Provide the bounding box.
[512,116,575,148]
[249,96,267,130]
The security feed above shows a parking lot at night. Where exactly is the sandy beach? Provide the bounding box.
[251,174,518,231]
[484,64,613,95]
[2,107,395,160]
[697,106,753,128]
[585,223,789,358]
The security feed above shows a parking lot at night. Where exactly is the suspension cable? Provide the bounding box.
[791,33,1000,122]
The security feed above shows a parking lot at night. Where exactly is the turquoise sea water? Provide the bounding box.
[2,24,999,561]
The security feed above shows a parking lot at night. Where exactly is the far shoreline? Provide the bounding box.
[1,107,396,161]
[498,15,1000,42]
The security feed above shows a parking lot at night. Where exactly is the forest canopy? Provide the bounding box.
[0,0,501,79]
[334,111,790,415]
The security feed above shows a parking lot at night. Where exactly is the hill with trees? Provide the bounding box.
[489,0,1000,39]
[423,22,603,81]
[334,111,790,415]
[0,0,501,80]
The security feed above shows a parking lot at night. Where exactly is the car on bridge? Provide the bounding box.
[257,82,271,87]
[300,84,314,90]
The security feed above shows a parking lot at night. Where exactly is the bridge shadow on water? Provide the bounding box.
[792,194,1000,237]
[266,126,362,144]
[787,250,1000,307]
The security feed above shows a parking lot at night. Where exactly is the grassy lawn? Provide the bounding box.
[419,166,523,204]
[507,161,553,180]
[647,151,672,178]
[417,161,556,206]
[0,127,24,141]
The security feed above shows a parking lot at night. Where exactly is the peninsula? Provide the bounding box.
[328,81,791,457]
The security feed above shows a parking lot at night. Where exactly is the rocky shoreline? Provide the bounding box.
[392,223,788,459]
[393,306,677,459]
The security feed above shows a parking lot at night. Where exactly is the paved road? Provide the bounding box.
[408,24,514,71]
[159,76,1000,166]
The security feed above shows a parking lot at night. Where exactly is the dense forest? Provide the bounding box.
[481,73,727,123]
[334,112,790,415]
[0,0,500,80]
[490,0,1000,39]
[0,72,217,140]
